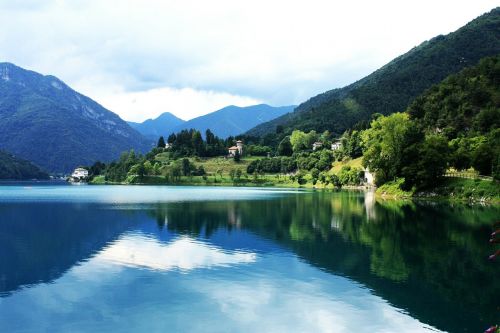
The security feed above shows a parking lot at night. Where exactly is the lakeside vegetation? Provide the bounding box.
[84,56,499,203]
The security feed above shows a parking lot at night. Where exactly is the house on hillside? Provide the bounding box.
[312,142,323,151]
[331,139,342,151]
[228,140,243,157]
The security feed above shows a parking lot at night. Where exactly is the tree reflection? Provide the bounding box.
[151,192,499,332]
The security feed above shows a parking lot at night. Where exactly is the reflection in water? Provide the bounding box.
[0,187,498,333]
[97,234,256,271]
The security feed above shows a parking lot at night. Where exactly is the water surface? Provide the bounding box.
[0,184,498,332]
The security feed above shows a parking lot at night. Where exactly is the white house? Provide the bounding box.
[312,142,323,151]
[228,140,243,156]
[331,139,342,151]
[363,168,375,186]
[71,167,88,179]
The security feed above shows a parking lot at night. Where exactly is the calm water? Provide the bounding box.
[0,183,498,332]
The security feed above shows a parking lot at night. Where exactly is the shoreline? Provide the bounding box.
[88,176,499,205]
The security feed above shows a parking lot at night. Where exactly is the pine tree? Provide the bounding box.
[157,136,166,148]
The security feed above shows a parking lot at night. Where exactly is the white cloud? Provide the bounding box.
[94,87,261,122]
[0,0,497,121]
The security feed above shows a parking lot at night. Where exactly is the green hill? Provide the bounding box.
[408,55,499,137]
[246,7,500,139]
[0,150,49,180]
[408,55,500,177]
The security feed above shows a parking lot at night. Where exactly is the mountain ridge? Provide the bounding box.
[0,62,150,173]
[131,104,295,140]
[128,112,185,141]
[173,104,295,138]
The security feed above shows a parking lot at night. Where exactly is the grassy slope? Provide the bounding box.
[330,157,363,173]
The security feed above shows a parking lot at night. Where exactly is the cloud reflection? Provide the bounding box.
[95,234,257,271]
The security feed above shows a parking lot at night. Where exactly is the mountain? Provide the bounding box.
[173,104,295,138]
[128,112,185,141]
[408,55,500,137]
[0,63,150,173]
[246,7,500,138]
[0,150,49,180]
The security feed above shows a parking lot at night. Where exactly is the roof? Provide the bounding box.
[228,146,238,150]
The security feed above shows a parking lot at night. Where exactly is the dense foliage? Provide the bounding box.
[0,150,49,180]
[246,8,500,142]
[362,55,500,189]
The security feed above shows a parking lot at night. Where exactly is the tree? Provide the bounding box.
[401,135,449,189]
[277,137,293,156]
[296,171,307,185]
[362,113,417,185]
[311,168,320,185]
[136,163,146,180]
[233,150,241,162]
[167,133,176,144]
[182,158,191,176]
[472,142,494,175]
[157,136,166,148]
[290,130,308,152]
[205,129,215,145]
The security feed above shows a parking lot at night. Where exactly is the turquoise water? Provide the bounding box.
[0,183,498,332]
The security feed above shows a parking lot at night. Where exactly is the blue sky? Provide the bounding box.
[0,0,497,121]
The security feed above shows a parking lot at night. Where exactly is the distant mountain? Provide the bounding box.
[172,104,295,138]
[0,150,49,180]
[0,63,150,173]
[246,7,500,138]
[128,112,185,141]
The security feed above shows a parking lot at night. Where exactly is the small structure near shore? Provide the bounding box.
[228,140,243,157]
[363,168,375,186]
[68,167,89,183]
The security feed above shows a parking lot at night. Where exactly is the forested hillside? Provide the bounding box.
[247,8,500,140]
[0,150,49,180]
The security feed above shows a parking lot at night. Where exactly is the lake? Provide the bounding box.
[0,183,498,332]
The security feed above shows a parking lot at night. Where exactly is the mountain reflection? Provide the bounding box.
[1,190,498,333]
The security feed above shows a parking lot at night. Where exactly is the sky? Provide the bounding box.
[0,0,497,122]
